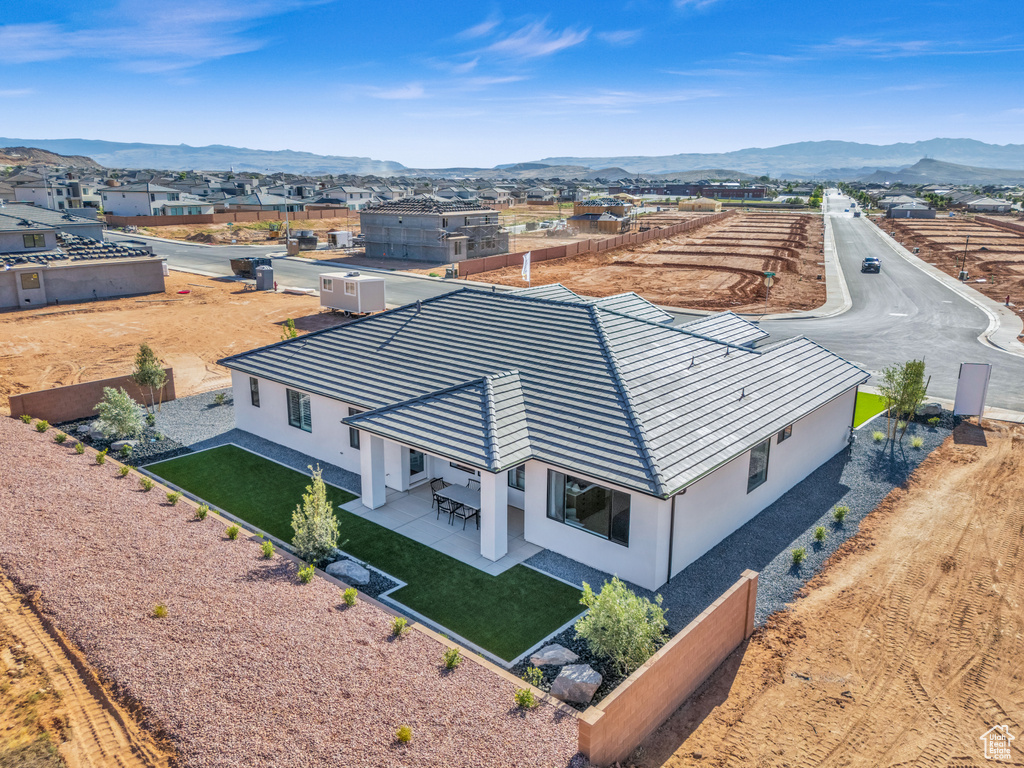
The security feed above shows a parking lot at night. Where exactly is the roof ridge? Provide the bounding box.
[345,374,491,421]
[481,375,500,469]
[588,305,666,496]
[595,305,762,352]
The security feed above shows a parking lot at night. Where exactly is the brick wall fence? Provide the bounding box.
[457,211,734,276]
[976,216,1024,236]
[105,208,357,228]
[8,368,175,423]
[578,570,758,767]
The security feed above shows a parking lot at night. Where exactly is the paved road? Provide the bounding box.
[112,209,1024,410]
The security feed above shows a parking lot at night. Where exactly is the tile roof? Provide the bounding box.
[363,195,497,215]
[512,283,673,324]
[0,205,99,232]
[678,312,769,346]
[1,232,153,265]
[220,289,867,498]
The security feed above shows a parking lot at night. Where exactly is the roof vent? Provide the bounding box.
[346,271,360,277]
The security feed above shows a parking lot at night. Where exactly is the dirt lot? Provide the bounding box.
[1,575,175,768]
[467,211,826,312]
[886,216,1024,315]
[137,216,360,244]
[0,272,342,413]
[638,422,1024,767]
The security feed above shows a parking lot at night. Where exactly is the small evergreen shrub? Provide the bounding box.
[792,547,807,565]
[19,413,31,423]
[260,540,274,558]
[226,524,240,541]
[282,318,298,340]
[74,442,85,455]
[443,647,462,670]
[166,491,182,505]
[872,431,885,442]
[152,604,168,619]
[118,465,131,477]
[928,416,941,426]
[94,387,145,439]
[814,526,827,543]
[342,587,358,607]
[833,505,849,524]
[910,436,924,449]
[521,666,543,687]
[513,688,537,709]
[395,725,412,744]
[35,420,49,433]
[195,504,209,520]
[146,413,156,427]
[297,563,315,583]
[391,616,409,637]
[140,476,154,491]
[896,420,907,431]
[119,443,132,457]
[291,465,341,565]
[214,392,226,405]
[95,448,108,465]
[54,432,67,444]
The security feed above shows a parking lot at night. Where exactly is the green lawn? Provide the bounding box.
[854,391,889,427]
[147,445,583,661]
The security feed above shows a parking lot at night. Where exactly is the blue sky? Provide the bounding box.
[1,1,1022,167]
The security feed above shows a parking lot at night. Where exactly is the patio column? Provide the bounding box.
[479,470,508,561]
[359,433,386,510]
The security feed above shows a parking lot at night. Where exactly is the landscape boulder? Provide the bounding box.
[88,421,106,441]
[111,440,139,452]
[76,424,92,435]
[325,559,370,585]
[550,664,602,705]
[530,644,579,667]
[918,402,942,417]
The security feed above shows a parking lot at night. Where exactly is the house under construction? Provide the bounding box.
[360,196,509,262]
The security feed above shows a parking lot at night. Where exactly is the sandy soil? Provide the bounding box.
[0,272,345,413]
[885,217,1024,318]
[637,422,1024,768]
[1,575,175,768]
[466,212,825,312]
[137,217,360,244]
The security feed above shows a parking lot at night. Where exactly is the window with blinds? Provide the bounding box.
[287,389,312,432]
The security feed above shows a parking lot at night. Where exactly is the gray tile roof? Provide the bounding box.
[364,195,496,215]
[219,290,867,498]
[679,312,769,346]
[0,205,97,232]
[512,283,673,324]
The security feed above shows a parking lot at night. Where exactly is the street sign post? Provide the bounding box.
[763,272,775,314]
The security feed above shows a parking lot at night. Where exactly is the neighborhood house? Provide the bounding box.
[219,288,868,591]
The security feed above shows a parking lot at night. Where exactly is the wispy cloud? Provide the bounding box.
[674,0,726,10]
[458,18,500,40]
[597,29,642,46]
[0,88,33,97]
[484,21,589,58]
[371,83,426,100]
[562,88,718,109]
[812,36,1024,59]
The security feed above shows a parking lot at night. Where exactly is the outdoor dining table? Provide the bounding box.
[435,484,481,513]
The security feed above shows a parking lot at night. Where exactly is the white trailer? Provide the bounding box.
[327,231,353,248]
[319,271,386,316]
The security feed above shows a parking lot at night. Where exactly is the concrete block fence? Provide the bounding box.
[8,368,175,423]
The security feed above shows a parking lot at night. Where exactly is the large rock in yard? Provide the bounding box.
[918,402,942,417]
[111,440,139,452]
[325,559,370,585]
[550,664,602,705]
[76,424,92,435]
[88,421,106,441]
[530,644,579,667]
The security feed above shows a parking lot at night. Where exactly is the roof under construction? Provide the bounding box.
[363,195,497,216]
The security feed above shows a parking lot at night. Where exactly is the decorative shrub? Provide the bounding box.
[833,505,849,524]
[35,420,49,433]
[282,318,298,340]
[443,647,462,670]
[214,392,227,405]
[297,563,315,583]
[521,666,543,687]
[19,413,32,424]
[166,491,182,505]
[94,386,145,439]
[872,431,885,443]
[291,464,341,565]
[513,688,537,709]
[910,436,924,449]
[119,443,132,457]
[792,547,807,565]
[391,616,409,637]
[896,420,907,431]
[152,604,168,619]
[74,442,85,455]
[195,504,209,521]
[146,413,156,427]
[814,526,827,543]
[54,432,67,444]
[118,465,131,477]
[342,587,358,607]
[395,725,412,744]
[95,448,108,465]
[260,540,274,558]
[226,524,241,541]
[140,476,154,491]
[574,576,667,675]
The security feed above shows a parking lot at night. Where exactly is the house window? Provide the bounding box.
[777,424,793,443]
[454,241,462,256]
[23,234,45,248]
[546,470,630,546]
[348,407,361,449]
[442,217,448,227]
[508,465,525,491]
[344,281,356,296]
[450,462,479,476]
[150,193,156,201]
[321,278,333,292]
[20,272,40,290]
[249,377,260,407]
[747,439,771,493]
[287,389,312,432]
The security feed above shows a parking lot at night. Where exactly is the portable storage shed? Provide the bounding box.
[319,271,386,315]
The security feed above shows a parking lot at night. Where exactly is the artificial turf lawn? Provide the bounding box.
[853,391,889,427]
[147,445,583,660]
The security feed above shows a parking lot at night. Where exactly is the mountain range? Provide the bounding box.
[856,158,1024,185]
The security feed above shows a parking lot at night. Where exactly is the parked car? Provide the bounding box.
[861,256,881,273]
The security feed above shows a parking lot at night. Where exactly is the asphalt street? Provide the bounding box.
[111,205,1024,410]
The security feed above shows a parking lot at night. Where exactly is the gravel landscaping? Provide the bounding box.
[0,417,581,768]
[54,416,190,467]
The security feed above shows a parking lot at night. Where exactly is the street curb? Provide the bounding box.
[865,221,1024,358]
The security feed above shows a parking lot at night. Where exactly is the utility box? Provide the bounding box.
[255,265,274,291]
[319,271,385,315]
[327,231,353,248]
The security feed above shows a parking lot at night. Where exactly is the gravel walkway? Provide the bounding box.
[528,415,953,633]
[0,417,580,768]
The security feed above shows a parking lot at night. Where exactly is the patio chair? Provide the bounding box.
[430,477,450,513]
[451,502,479,530]
[436,495,462,524]
[466,478,480,491]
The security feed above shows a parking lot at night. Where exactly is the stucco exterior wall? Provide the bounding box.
[0,259,165,309]
[669,387,857,580]
[0,229,58,252]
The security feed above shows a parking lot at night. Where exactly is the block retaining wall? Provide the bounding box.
[578,569,759,766]
[975,216,1024,236]
[8,368,175,423]
[105,208,357,228]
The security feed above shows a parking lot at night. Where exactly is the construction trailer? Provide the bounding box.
[319,271,386,316]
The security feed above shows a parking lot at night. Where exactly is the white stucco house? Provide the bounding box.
[100,183,205,216]
[219,286,868,591]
